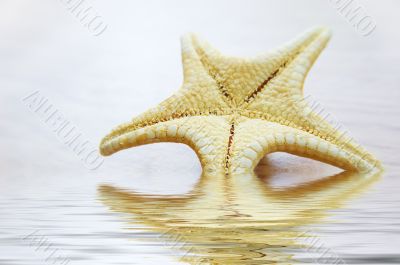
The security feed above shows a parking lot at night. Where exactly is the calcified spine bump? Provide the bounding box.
[100,27,381,175]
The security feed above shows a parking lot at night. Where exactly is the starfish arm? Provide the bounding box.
[244,27,331,106]
[100,115,232,174]
[181,33,220,88]
[100,35,236,154]
[244,98,381,170]
[99,87,229,145]
[181,33,240,106]
[265,27,331,96]
[229,118,381,174]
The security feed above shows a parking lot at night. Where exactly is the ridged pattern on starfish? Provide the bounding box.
[100,27,381,175]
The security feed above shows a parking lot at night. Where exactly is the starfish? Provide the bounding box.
[100,27,381,176]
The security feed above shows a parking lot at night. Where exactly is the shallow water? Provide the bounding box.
[98,167,383,265]
[1,1,400,264]
[1,150,398,265]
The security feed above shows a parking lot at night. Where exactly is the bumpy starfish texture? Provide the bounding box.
[100,27,381,175]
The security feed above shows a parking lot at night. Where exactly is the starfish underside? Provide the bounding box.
[100,27,381,176]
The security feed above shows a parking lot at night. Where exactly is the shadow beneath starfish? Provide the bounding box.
[98,162,382,265]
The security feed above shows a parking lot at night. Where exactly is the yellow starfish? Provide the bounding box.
[100,27,381,176]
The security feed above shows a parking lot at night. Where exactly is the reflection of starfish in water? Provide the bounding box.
[99,164,381,265]
[100,27,381,176]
